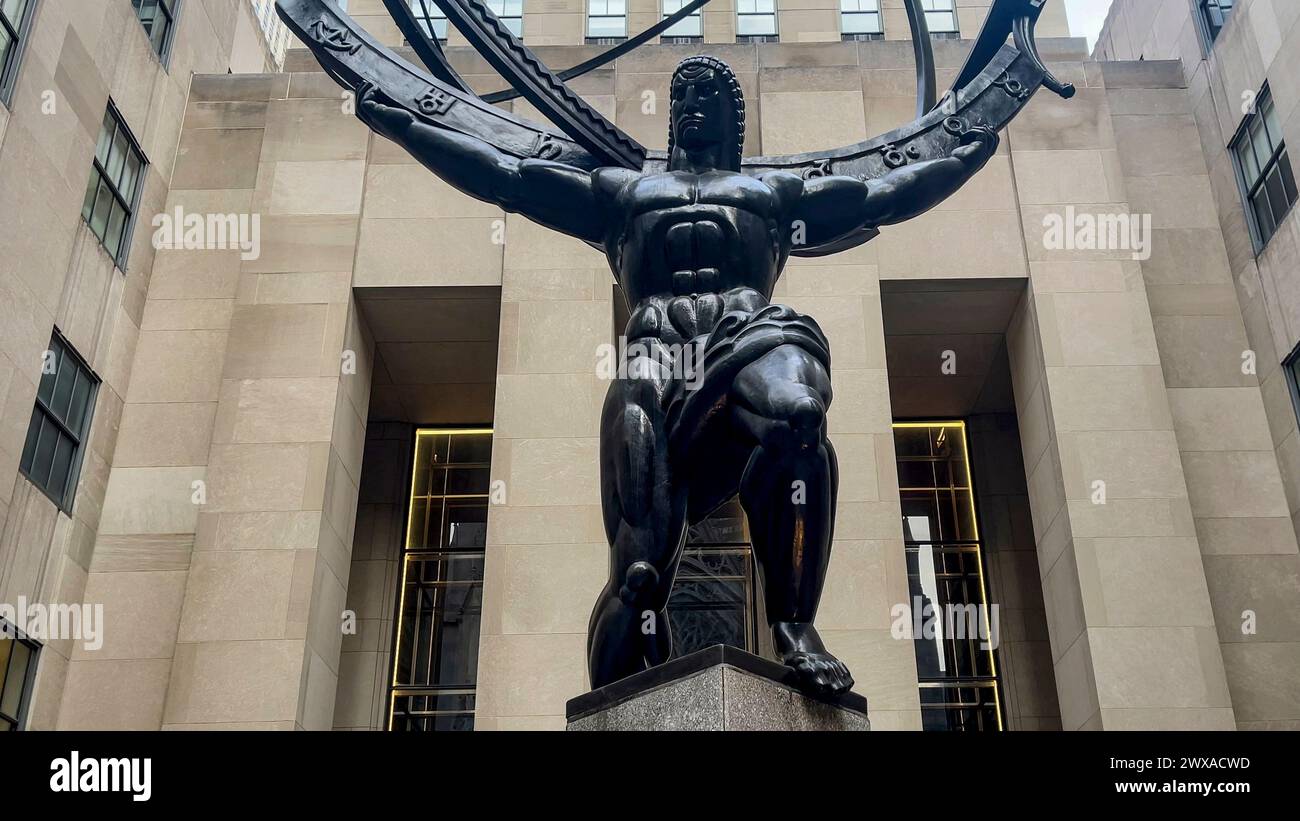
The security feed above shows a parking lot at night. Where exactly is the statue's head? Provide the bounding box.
[668,55,745,172]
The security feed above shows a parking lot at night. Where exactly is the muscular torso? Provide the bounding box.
[598,169,802,344]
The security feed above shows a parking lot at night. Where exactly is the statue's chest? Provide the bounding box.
[621,172,779,215]
[622,176,780,259]
[612,173,786,302]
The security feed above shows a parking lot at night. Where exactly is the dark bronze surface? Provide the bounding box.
[277,0,1072,699]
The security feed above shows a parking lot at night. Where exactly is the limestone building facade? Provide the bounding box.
[0,0,1296,732]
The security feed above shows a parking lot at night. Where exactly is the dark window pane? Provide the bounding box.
[448,433,491,464]
[36,342,60,406]
[894,423,1001,731]
[397,555,483,688]
[80,173,99,222]
[1250,116,1271,160]
[687,497,746,544]
[88,180,113,240]
[0,638,10,695]
[50,353,78,421]
[442,501,487,549]
[48,433,75,502]
[67,371,93,434]
[672,501,756,656]
[0,0,30,28]
[30,417,57,486]
[1263,97,1282,147]
[0,29,13,76]
[105,129,128,186]
[104,202,128,260]
[443,466,489,495]
[1237,140,1259,186]
[669,564,749,656]
[406,496,431,548]
[149,9,169,55]
[390,692,474,732]
[19,406,41,473]
[1280,150,1298,205]
[22,335,99,510]
[1264,164,1292,226]
[391,430,499,731]
[137,0,158,30]
[0,0,29,100]
[95,114,115,166]
[121,151,143,203]
[84,106,144,265]
[1253,188,1277,242]
[0,640,30,719]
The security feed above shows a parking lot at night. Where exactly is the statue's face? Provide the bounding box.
[671,69,728,152]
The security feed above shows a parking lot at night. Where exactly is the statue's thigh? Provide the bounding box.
[731,344,833,422]
[598,371,685,556]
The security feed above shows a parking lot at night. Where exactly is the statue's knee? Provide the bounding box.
[761,394,826,454]
[618,561,662,608]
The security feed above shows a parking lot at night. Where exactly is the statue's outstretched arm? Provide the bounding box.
[358,84,604,243]
[791,126,1000,247]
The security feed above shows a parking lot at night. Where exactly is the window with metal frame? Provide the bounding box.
[668,497,760,657]
[662,0,702,42]
[1284,343,1300,432]
[409,0,447,41]
[0,0,35,105]
[20,333,100,514]
[1197,0,1234,45]
[841,0,883,41]
[894,422,1003,732]
[736,0,777,40]
[81,104,147,268]
[0,619,40,731]
[131,0,179,60]
[389,429,491,732]
[1233,87,1297,250]
[487,0,522,37]
[587,0,626,41]
[922,0,958,34]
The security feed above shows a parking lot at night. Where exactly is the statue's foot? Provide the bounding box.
[773,622,854,696]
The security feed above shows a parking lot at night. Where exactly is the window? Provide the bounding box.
[669,498,759,657]
[81,104,147,268]
[587,0,625,42]
[20,333,100,514]
[894,422,1002,731]
[0,0,35,105]
[662,0,702,43]
[1233,88,1297,250]
[922,0,958,35]
[251,0,291,65]
[736,0,777,41]
[0,621,39,731]
[390,429,492,732]
[841,0,882,41]
[487,0,522,38]
[1197,0,1234,45]
[407,0,517,39]
[409,0,447,41]
[131,0,178,61]
[1285,344,1300,430]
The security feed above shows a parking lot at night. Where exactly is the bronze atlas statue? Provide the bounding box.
[278,0,1074,698]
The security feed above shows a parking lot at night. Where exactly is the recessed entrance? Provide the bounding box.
[883,278,1060,731]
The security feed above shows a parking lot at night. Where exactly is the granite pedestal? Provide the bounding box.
[566,645,870,731]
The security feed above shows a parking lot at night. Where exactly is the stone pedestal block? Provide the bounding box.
[566,645,870,731]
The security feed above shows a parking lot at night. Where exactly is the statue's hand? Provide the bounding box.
[953,125,1000,165]
[356,82,415,141]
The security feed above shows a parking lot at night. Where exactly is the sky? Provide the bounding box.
[1064,0,1115,51]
